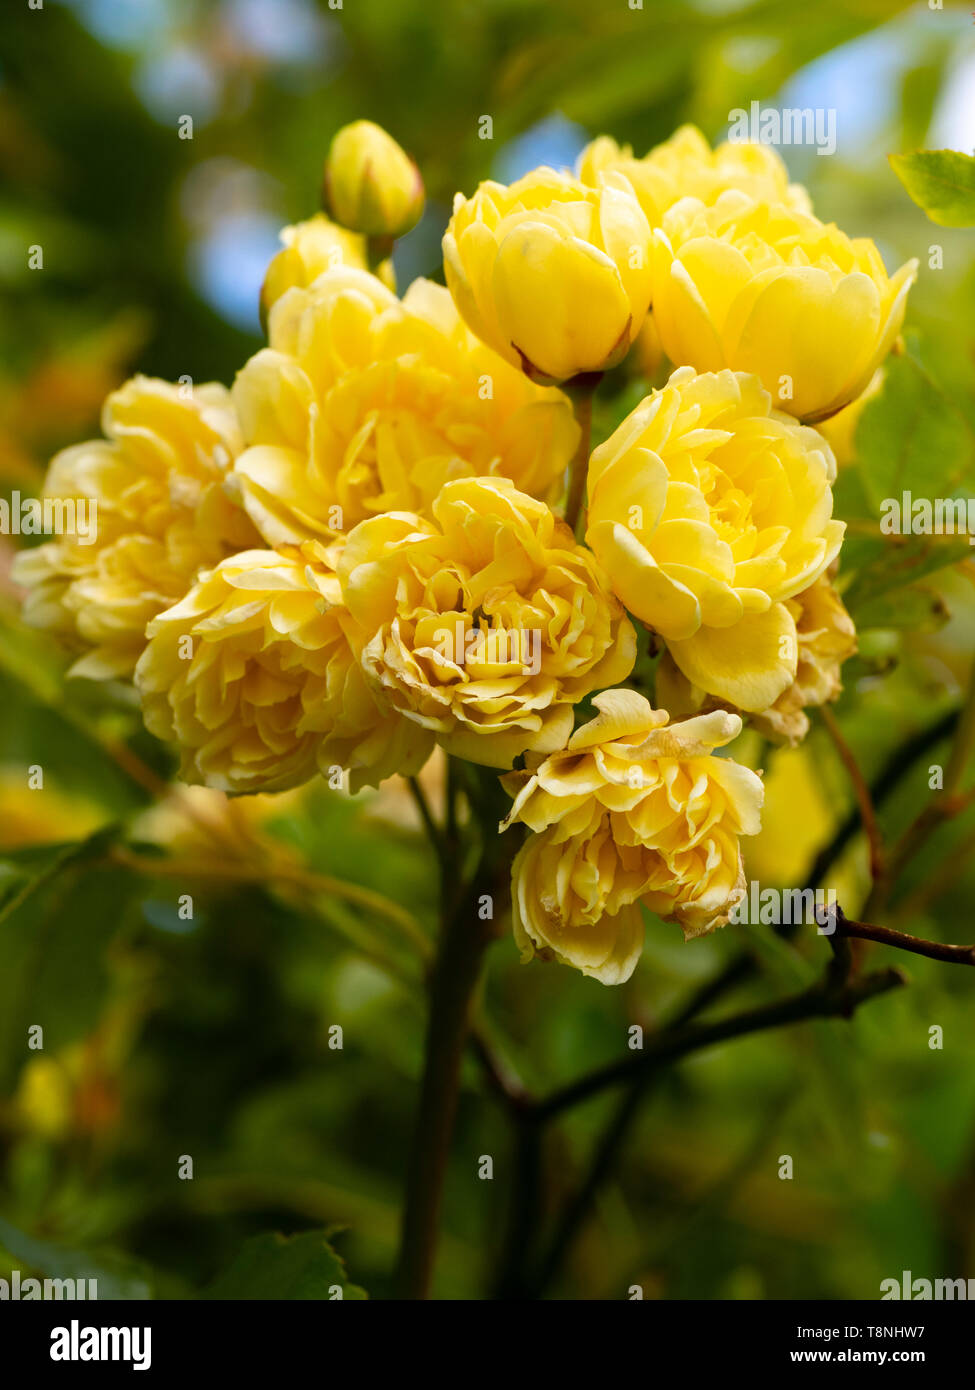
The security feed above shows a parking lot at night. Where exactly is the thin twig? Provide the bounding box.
[525,1069,657,1298]
[868,664,975,914]
[832,906,975,967]
[469,1025,532,1112]
[533,964,905,1122]
[491,951,756,1299]
[408,776,445,867]
[805,707,959,893]
[502,941,902,1296]
[893,820,975,924]
[112,848,431,958]
[819,704,884,883]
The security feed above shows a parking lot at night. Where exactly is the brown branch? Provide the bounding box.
[501,956,902,1293]
[469,1026,532,1112]
[831,905,975,967]
[537,884,975,1125]
[533,962,905,1122]
[819,704,885,883]
[805,707,959,892]
[894,819,975,924]
[490,948,755,1298]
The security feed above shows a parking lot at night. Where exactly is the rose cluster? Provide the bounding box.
[18,120,913,983]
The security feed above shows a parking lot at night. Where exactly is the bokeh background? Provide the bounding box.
[1,0,975,1300]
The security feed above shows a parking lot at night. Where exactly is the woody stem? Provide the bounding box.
[564,377,598,536]
[832,908,975,967]
[392,769,515,1299]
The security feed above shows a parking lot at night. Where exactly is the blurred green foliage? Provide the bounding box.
[1,0,975,1301]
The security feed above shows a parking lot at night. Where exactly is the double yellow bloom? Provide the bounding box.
[656,575,858,744]
[502,690,764,984]
[135,544,428,794]
[338,476,635,766]
[233,269,579,544]
[14,376,258,679]
[587,366,844,711]
[651,192,915,421]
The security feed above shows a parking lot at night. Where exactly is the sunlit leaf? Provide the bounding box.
[890,148,975,227]
[855,354,973,510]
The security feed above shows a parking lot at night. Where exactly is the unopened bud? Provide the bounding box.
[323,120,424,240]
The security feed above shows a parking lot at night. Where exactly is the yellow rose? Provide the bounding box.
[579,124,811,226]
[337,476,636,767]
[651,191,916,421]
[500,689,764,984]
[656,577,858,745]
[233,269,579,545]
[586,367,845,712]
[323,120,424,240]
[14,376,258,680]
[443,166,652,383]
[260,213,394,324]
[135,545,431,794]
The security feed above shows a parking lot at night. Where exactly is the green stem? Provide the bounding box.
[563,379,598,536]
[366,233,394,276]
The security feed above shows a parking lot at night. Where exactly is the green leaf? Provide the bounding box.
[0,832,134,1085]
[855,354,973,511]
[0,826,119,926]
[889,149,975,228]
[852,583,949,633]
[203,1230,367,1300]
[840,532,970,618]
